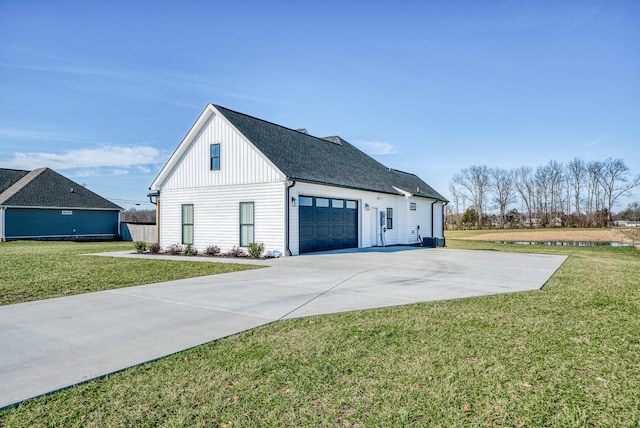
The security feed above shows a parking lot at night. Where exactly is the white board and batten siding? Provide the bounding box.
[157,108,287,253]
[161,112,285,190]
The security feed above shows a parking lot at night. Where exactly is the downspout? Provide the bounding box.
[442,201,448,246]
[117,209,122,240]
[285,180,296,256]
[147,191,160,244]
[430,201,435,237]
[1,207,5,242]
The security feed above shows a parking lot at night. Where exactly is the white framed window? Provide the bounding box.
[182,204,194,244]
[240,202,254,247]
[210,144,220,170]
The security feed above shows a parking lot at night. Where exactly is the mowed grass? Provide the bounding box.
[2,235,640,426]
[0,241,261,306]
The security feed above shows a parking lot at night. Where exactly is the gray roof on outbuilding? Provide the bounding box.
[0,168,122,210]
[215,105,447,201]
[0,168,29,194]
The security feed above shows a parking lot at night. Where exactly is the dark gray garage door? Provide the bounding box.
[299,196,358,253]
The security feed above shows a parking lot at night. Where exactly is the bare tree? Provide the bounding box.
[567,157,586,222]
[447,183,466,229]
[586,161,604,226]
[448,183,462,217]
[452,165,491,228]
[513,166,535,227]
[546,160,565,224]
[491,167,515,229]
[535,164,553,226]
[598,158,640,226]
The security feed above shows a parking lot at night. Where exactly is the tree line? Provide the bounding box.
[447,158,640,229]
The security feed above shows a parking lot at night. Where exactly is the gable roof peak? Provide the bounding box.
[0,167,121,209]
[0,168,47,205]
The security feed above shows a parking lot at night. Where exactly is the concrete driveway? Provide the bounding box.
[0,247,566,409]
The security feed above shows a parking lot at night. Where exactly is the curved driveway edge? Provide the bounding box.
[0,247,566,409]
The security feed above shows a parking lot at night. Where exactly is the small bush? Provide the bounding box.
[149,242,161,254]
[166,243,183,255]
[184,244,198,256]
[134,241,148,253]
[227,246,246,257]
[248,242,264,258]
[204,245,221,256]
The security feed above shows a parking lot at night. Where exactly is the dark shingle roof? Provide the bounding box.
[0,168,121,210]
[215,105,447,201]
[0,168,29,194]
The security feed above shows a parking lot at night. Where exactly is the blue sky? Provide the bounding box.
[1,0,638,210]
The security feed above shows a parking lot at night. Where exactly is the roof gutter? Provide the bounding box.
[147,191,159,206]
[0,205,120,211]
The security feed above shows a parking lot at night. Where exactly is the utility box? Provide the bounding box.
[437,237,446,247]
[422,237,437,248]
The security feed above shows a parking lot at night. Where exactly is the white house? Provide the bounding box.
[149,104,447,255]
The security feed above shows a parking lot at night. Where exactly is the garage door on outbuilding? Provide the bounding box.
[299,195,358,253]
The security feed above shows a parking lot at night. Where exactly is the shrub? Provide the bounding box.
[184,244,198,256]
[149,242,161,254]
[204,245,221,256]
[166,243,183,255]
[248,242,264,258]
[227,246,246,257]
[134,241,148,253]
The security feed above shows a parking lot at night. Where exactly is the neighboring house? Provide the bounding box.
[615,220,640,227]
[0,167,122,241]
[149,104,448,255]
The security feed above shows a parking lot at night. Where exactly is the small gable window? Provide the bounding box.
[386,208,393,230]
[210,144,220,170]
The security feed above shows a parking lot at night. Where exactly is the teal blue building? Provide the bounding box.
[0,168,122,241]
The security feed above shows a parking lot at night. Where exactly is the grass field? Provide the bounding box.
[1,234,639,426]
[0,241,261,306]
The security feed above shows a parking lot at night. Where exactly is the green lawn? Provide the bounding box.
[0,241,261,306]
[1,237,639,426]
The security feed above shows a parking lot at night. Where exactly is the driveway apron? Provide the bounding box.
[0,247,566,409]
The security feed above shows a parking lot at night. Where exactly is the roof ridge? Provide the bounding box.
[389,168,417,176]
[0,168,30,173]
[0,168,46,205]
[213,104,341,147]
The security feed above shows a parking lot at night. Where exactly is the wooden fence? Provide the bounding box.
[120,223,156,243]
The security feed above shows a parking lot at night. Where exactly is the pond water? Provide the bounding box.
[495,241,632,247]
